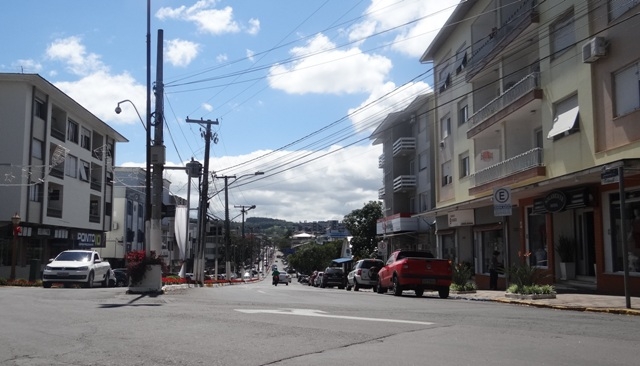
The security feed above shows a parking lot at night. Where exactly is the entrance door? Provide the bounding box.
[576,210,595,276]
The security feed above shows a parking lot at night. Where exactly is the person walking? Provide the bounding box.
[489,251,500,290]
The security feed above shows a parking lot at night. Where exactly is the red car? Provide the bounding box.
[377,250,452,298]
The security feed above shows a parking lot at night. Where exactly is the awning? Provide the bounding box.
[547,106,579,139]
[331,257,353,264]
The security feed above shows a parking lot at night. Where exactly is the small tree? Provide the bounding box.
[343,201,383,258]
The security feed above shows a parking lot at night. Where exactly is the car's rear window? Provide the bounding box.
[325,267,343,273]
[360,260,383,269]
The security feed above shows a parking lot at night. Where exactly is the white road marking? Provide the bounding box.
[235,308,434,325]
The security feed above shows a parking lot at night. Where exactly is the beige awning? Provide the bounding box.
[547,106,579,138]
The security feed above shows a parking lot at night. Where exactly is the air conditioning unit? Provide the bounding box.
[582,37,606,63]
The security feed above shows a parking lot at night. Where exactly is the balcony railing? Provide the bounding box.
[50,127,65,141]
[378,188,385,199]
[378,154,385,168]
[90,180,102,191]
[470,147,543,187]
[393,175,417,192]
[392,137,416,157]
[89,214,100,223]
[49,165,64,179]
[466,0,538,80]
[47,207,62,218]
[467,72,540,129]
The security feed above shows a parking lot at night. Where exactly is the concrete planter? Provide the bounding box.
[559,262,576,280]
[505,292,556,300]
[451,290,477,295]
[128,264,163,294]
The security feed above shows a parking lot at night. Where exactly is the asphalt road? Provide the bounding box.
[1,279,639,366]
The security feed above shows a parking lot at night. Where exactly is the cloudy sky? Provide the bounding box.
[1,0,458,223]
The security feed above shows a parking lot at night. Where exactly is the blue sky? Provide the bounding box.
[1,0,457,223]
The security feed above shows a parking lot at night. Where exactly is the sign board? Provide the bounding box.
[493,187,512,216]
[601,168,619,185]
[448,210,475,227]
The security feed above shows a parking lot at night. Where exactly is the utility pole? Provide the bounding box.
[235,204,256,275]
[149,29,165,256]
[186,118,219,284]
[144,0,151,255]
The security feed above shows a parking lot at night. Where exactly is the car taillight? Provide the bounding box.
[356,269,361,275]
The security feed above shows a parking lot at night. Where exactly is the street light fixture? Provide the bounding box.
[9,212,21,281]
[115,99,147,131]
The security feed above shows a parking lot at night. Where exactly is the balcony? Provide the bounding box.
[467,72,542,138]
[378,188,385,199]
[469,147,545,195]
[89,214,100,223]
[466,0,539,81]
[90,179,102,191]
[393,175,417,192]
[392,137,416,157]
[50,127,65,141]
[378,154,385,168]
[47,207,62,218]
[49,165,64,179]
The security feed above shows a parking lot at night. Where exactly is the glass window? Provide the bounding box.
[34,99,46,120]
[459,153,469,178]
[438,63,451,93]
[441,234,456,262]
[458,101,468,126]
[81,127,91,150]
[65,155,78,178]
[32,138,44,159]
[440,115,451,140]
[441,160,452,186]
[609,192,640,273]
[67,120,79,143]
[419,151,427,171]
[79,160,90,181]
[550,9,575,60]
[527,207,548,267]
[480,229,504,273]
[29,183,43,202]
[609,0,639,21]
[613,61,640,117]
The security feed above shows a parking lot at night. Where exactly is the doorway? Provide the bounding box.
[576,210,595,276]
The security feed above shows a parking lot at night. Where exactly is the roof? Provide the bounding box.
[331,257,353,264]
[419,0,478,63]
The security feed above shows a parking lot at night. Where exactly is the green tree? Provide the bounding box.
[287,240,342,275]
[343,201,383,259]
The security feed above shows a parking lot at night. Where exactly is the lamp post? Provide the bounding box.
[235,204,256,275]
[215,172,263,278]
[9,212,21,281]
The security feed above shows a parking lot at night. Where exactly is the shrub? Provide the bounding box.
[506,251,554,295]
[126,250,167,285]
[452,262,474,287]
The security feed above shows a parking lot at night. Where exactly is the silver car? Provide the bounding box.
[346,259,384,291]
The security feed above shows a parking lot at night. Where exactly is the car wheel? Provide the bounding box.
[285,283,288,286]
[85,271,94,288]
[102,274,109,288]
[438,287,450,299]
[338,285,344,290]
[43,282,52,288]
[392,276,402,296]
[415,288,424,297]
[346,284,352,291]
[372,285,378,293]
[376,279,385,294]
[353,279,360,292]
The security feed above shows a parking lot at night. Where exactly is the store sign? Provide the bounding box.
[77,232,102,247]
[543,190,567,213]
[448,210,475,227]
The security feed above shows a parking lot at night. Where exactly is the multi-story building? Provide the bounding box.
[417,0,640,295]
[371,93,437,260]
[0,73,127,279]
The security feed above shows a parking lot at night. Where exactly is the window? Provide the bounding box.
[81,127,91,150]
[29,183,43,202]
[32,138,44,159]
[67,120,79,143]
[79,160,90,182]
[34,99,46,120]
[550,9,575,60]
[479,228,504,273]
[441,160,452,186]
[65,155,78,178]
[458,100,468,126]
[609,0,639,21]
[419,114,426,132]
[527,207,548,268]
[440,115,451,140]
[548,94,579,139]
[534,128,543,149]
[438,63,451,93]
[459,152,470,178]
[455,43,467,74]
[409,196,416,213]
[419,151,428,171]
[409,159,416,175]
[613,61,640,117]
[419,192,429,212]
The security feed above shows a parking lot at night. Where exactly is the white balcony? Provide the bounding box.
[393,175,417,192]
[378,188,385,199]
[470,147,544,188]
[392,137,416,157]
[378,154,385,168]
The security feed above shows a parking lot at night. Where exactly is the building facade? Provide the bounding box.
[0,73,127,279]
[417,0,640,295]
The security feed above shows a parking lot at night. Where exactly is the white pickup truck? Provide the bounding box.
[42,250,112,288]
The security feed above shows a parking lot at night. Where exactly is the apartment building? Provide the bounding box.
[416,0,640,295]
[371,93,437,260]
[0,73,127,279]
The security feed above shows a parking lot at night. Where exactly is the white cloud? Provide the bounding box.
[202,103,213,112]
[349,0,459,57]
[156,1,241,35]
[11,59,42,73]
[216,53,228,63]
[268,34,392,95]
[46,36,107,76]
[246,49,255,62]
[165,38,200,67]
[247,18,260,35]
[159,144,382,222]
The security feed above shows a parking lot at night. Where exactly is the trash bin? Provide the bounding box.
[29,259,40,282]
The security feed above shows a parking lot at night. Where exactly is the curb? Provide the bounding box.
[490,297,640,316]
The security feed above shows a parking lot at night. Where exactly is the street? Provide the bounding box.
[1,279,639,366]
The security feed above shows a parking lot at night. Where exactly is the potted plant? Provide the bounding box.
[450,262,476,293]
[126,250,166,294]
[555,235,576,280]
[505,251,556,299]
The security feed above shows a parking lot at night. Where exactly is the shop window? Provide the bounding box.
[610,192,640,273]
[527,207,548,267]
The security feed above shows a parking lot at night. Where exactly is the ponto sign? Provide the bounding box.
[493,187,512,216]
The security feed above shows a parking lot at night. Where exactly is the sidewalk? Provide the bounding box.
[450,290,640,316]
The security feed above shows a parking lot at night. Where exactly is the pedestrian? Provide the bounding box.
[489,251,500,290]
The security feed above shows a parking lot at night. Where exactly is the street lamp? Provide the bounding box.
[115,100,147,131]
[216,171,264,278]
[9,212,21,281]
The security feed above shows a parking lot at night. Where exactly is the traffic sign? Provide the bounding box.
[493,187,512,216]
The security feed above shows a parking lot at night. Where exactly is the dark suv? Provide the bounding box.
[321,267,345,289]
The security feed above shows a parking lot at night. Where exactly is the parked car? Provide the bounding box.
[377,250,452,298]
[313,272,324,287]
[109,268,128,287]
[347,259,384,291]
[278,272,291,285]
[321,267,345,289]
